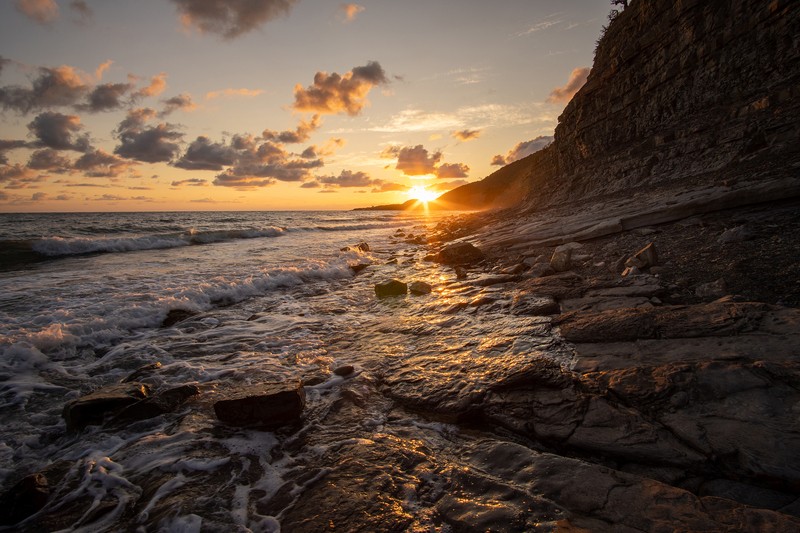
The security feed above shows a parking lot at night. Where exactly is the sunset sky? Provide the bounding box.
[0,0,609,212]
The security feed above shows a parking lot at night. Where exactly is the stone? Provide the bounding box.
[435,242,484,265]
[349,263,369,274]
[162,309,195,327]
[523,255,545,267]
[408,281,433,295]
[333,365,355,377]
[454,266,468,279]
[0,473,49,526]
[696,278,727,299]
[555,242,583,253]
[718,225,755,243]
[114,384,200,422]
[501,263,526,275]
[63,382,150,431]
[510,295,560,316]
[550,248,572,272]
[374,279,408,298]
[355,242,370,252]
[213,382,305,429]
[621,266,641,277]
[626,242,658,269]
[302,375,327,387]
[121,362,162,383]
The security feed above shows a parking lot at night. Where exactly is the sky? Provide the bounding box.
[0,0,610,212]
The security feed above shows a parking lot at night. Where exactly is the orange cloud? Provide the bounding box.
[452,129,481,142]
[15,0,59,25]
[339,3,365,22]
[547,67,590,104]
[205,88,264,100]
[292,61,388,116]
[172,0,299,39]
[95,60,113,80]
[136,73,167,98]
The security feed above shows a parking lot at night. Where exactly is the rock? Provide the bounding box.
[718,225,755,243]
[355,242,370,252]
[527,263,554,278]
[555,242,583,253]
[622,265,641,277]
[333,365,355,377]
[162,309,195,327]
[696,278,727,299]
[501,263,526,275]
[633,227,657,236]
[121,361,162,383]
[0,473,49,526]
[302,375,327,387]
[435,242,484,265]
[63,382,151,431]
[454,266,468,279]
[523,255,545,267]
[408,281,433,295]
[374,279,408,298]
[549,248,572,272]
[510,294,560,316]
[114,384,200,422]
[422,253,436,262]
[349,263,369,274]
[213,382,305,429]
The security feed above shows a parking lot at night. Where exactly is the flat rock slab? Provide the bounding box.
[435,242,484,265]
[213,382,305,429]
[555,301,766,343]
[63,382,150,431]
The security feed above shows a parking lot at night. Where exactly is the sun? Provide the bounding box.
[406,185,439,204]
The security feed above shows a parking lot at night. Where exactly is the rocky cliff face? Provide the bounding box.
[441,0,800,211]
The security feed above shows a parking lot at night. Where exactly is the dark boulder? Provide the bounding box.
[511,294,560,316]
[162,309,195,328]
[121,361,162,383]
[408,281,433,295]
[63,383,150,431]
[435,242,484,265]
[0,473,49,526]
[114,384,200,422]
[349,263,369,274]
[213,381,305,429]
[333,365,355,377]
[375,279,408,298]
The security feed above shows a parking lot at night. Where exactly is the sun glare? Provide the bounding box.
[407,185,439,204]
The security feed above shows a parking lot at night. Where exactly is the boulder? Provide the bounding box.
[340,242,370,252]
[213,381,305,429]
[162,309,195,328]
[0,473,49,526]
[549,248,572,272]
[435,242,484,265]
[333,365,355,377]
[375,280,408,298]
[454,266,468,279]
[63,382,150,431]
[349,263,369,274]
[626,242,659,269]
[121,361,162,383]
[510,295,560,316]
[408,281,433,295]
[114,384,200,422]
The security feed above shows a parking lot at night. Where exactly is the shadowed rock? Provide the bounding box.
[213,381,305,429]
[162,309,195,327]
[408,281,433,295]
[114,384,200,422]
[63,383,150,431]
[435,242,484,265]
[0,473,49,526]
[375,279,408,298]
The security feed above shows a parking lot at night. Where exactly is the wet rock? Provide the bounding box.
[626,242,658,269]
[302,375,327,387]
[501,263,526,275]
[341,242,370,252]
[516,272,589,300]
[511,294,560,316]
[696,278,727,299]
[121,361,162,383]
[435,242,484,265]
[549,248,572,272]
[349,263,369,274]
[114,384,200,422]
[0,473,49,526]
[718,225,755,243]
[63,382,150,431]
[408,281,433,295]
[333,365,355,377]
[422,253,436,262]
[213,381,305,429]
[162,309,195,327]
[374,279,408,298]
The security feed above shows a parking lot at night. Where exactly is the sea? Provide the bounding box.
[0,210,567,531]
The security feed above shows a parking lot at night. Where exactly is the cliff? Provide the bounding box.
[439,0,800,211]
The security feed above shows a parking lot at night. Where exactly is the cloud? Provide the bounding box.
[452,129,481,142]
[27,111,91,151]
[171,0,299,39]
[0,163,38,184]
[0,191,7,201]
[339,3,364,22]
[317,170,373,188]
[292,61,388,116]
[547,67,590,104]
[174,136,237,170]
[135,72,167,98]
[372,103,542,134]
[15,0,59,25]
[371,181,406,193]
[0,56,8,78]
[0,140,27,164]
[262,114,320,144]
[80,82,134,112]
[114,109,183,163]
[27,148,71,171]
[386,144,441,176]
[74,149,134,177]
[429,179,468,192]
[205,87,263,100]
[160,93,197,116]
[69,0,92,23]
[171,178,208,187]
[94,60,114,81]
[435,162,469,179]
[0,65,89,113]
[491,135,553,166]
